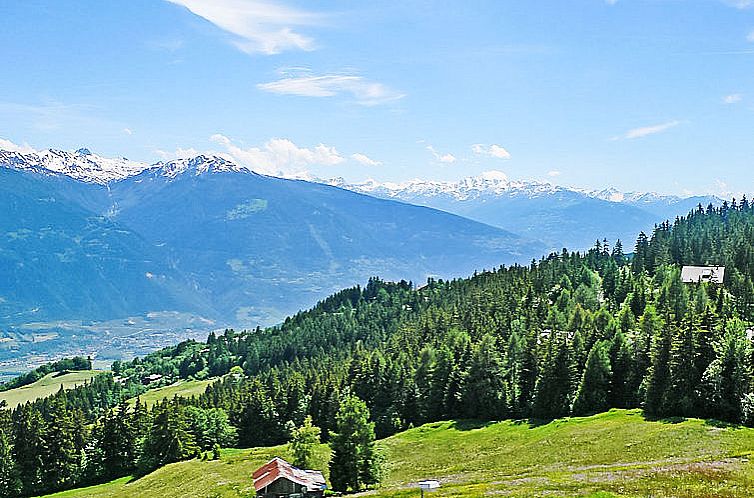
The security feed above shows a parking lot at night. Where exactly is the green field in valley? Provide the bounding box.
[41,409,754,498]
[0,370,102,409]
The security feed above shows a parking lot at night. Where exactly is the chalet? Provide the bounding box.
[252,457,326,498]
[680,266,725,284]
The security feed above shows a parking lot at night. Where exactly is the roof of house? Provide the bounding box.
[253,457,326,493]
[681,265,725,283]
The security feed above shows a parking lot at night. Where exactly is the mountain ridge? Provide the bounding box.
[0,147,719,210]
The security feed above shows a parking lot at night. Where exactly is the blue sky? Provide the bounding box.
[1,0,754,195]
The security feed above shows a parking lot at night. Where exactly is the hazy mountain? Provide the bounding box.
[0,151,543,328]
[328,171,721,251]
[0,168,202,324]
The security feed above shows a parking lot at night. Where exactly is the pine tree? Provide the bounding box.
[329,395,381,492]
[12,406,46,495]
[461,334,505,420]
[700,321,751,421]
[532,331,573,420]
[44,397,84,492]
[666,312,699,416]
[289,415,321,469]
[0,429,20,497]
[137,402,198,475]
[572,341,612,416]
[644,318,672,417]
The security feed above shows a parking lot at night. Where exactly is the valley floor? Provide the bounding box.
[41,409,754,498]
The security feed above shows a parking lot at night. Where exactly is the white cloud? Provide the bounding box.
[123,128,134,135]
[258,74,405,106]
[426,145,456,163]
[748,29,754,42]
[723,0,754,8]
[547,170,561,177]
[155,147,201,160]
[351,153,381,166]
[614,120,681,140]
[724,94,743,104]
[0,137,37,154]
[165,0,322,55]
[605,0,618,4]
[210,134,344,175]
[471,143,512,159]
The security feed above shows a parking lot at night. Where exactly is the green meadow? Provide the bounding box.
[42,409,754,498]
[0,370,102,409]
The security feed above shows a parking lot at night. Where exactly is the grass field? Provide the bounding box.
[126,378,216,409]
[0,370,102,409]
[41,409,754,498]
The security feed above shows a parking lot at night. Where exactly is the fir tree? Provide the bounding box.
[289,416,321,469]
[329,395,381,492]
[572,341,612,416]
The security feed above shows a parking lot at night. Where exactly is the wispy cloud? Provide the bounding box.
[723,94,743,104]
[210,134,344,176]
[722,0,754,8]
[0,137,37,154]
[471,143,512,159]
[605,0,619,5]
[748,29,754,42]
[547,170,561,177]
[258,73,405,106]
[351,153,381,166]
[0,100,106,132]
[123,128,134,135]
[165,0,323,55]
[155,147,201,160]
[426,145,456,163]
[613,120,681,140]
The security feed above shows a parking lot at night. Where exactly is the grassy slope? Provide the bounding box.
[126,379,215,409]
[42,409,754,498]
[0,370,102,409]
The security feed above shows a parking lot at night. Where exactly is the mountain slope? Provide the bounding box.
[0,168,201,323]
[0,152,543,331]
[106,159,543,323]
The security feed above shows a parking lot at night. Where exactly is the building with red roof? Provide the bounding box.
[252,457,327,498]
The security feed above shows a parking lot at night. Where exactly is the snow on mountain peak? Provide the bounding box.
[328,171,562,202]
[152,154,250,178]
[479,170,509,182]
[0,147,149,185]
[0,147,257,184]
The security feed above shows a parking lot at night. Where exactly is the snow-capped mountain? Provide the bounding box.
[326,170,565,202]
[0,147,258,185]
[0,146,722,252]
[144,155,253,179]
[327,171,718,211]
[325,172,722,251]
[0,147,149,185]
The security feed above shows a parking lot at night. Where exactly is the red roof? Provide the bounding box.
[253,457,326,492]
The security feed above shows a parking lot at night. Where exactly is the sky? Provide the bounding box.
[1,0,754,195]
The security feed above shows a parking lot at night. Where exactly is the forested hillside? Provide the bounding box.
[3,199,754,496]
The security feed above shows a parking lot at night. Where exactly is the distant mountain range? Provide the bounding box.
[0,148,540,330]
[325,171,721,251]
[0,146,723,333]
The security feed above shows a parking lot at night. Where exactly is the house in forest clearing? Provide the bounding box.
[252,457,326,498]
[680,266,725,284]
